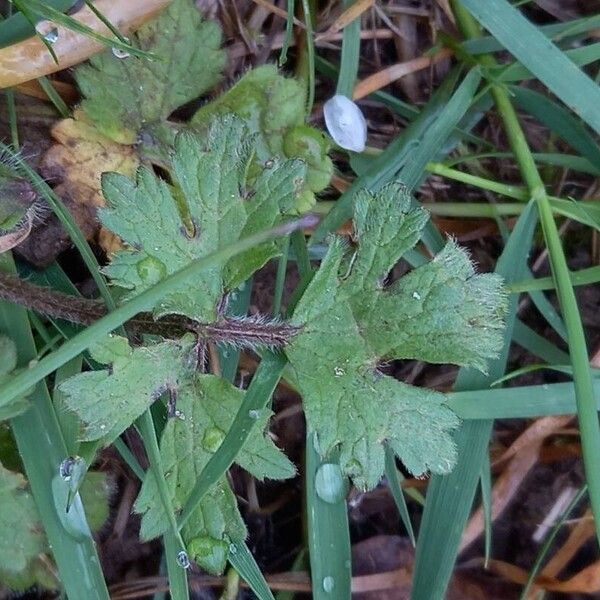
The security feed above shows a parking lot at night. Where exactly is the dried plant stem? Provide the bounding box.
[0,270,297,347]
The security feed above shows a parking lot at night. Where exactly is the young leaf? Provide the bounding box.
[285,184,507,489]
[59,334,198,443]
[134,374,295,574]
[100,116,306,322]
[75,0,225,144]
[0,462,47,589]
[191,65,332,211]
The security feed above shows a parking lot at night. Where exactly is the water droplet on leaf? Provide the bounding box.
[248,409,261,420]
[322,576,335,593]
[412,291,421,300]
[136,256,167,285]
[315,463,348,504]
[201,426,225,452]
[112,47,130,59]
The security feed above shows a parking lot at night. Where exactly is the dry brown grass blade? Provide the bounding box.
[315,0,375,41]
[460,440,541,552]
[0,0,170,89]
[495,415,574,465]
[249,0,305,28]
[353,48,453,99]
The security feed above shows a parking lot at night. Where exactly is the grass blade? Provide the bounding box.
[0,254,110,599]
[411,200,538,599]
[384,445,416,546]
[306,434,351,600]
[459,0,600,134]
[229,541,276,600]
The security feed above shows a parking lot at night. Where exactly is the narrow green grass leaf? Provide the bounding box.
[510,86,600,168]
[163,531,189,600]
[335,0,361,98]
[306,434,351,600]
[512,320,570,364]
[384,445,416,546]
[229,542,276,600]
[450,379,600,419]
[0,254,110,599]
[480,453,492,566]
[0,0,74,46]
[461,14,600,54]
[459,0,600,134]
[37,76,70,118]
[510,265,600,293]
[411,200,538,600]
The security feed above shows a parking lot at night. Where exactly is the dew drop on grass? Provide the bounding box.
[176,550,190,569]
[136,256,167,285]
[112,47,130,59]
[248,409,260,420]
[412,291,421,300]
[229,543,238,554]
[315,463,348,504]
[35,22,59,44]
[322,576,335,593]
[201,426,225,452]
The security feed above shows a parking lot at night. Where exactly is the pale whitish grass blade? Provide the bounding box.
[520,485,587,598]
[310,66,479,246]
[513,319,570,364]
[0,253,110,599]
[0,0,73,45]
[384,445,416,546]
[510,86,600,168]
[450,379,600,419]
[306,435,351,600]
[0,216,315,410]
[229,541,276,600]
[411,200,538,599]
[459,0,600,134]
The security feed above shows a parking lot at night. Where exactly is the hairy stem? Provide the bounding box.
[0,270,297,347]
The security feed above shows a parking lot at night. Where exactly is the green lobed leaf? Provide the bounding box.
[0,461,47,588]
[59,334,198,443]
[100,116,306,322]
[75,0,225,144]
[191,65,332,211]
[285,184,507,489]
[134,374,295,574]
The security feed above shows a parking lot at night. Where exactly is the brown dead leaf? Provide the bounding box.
[40,112,140,253]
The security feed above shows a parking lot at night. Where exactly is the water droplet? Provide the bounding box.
[315,463,348,504]
[136,256,167,285]
[237,281,246,291]
[322,576,335,593]
[333,366,345,377]
[412,291,421,300]
[229,543,238,554]
[174,410,186,421]
[99,423,106,430]
[176,550,190,569]
[248,409,261,420]
[112,47,130,59]
[59,457,78,480]
[201,426,225,453]
[323,95,367,153]
[35,22,59,44]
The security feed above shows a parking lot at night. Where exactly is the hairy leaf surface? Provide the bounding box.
[59,335,198,443]
[100,116,305,321]
[135,374,295,573]
[285,184,507,489]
